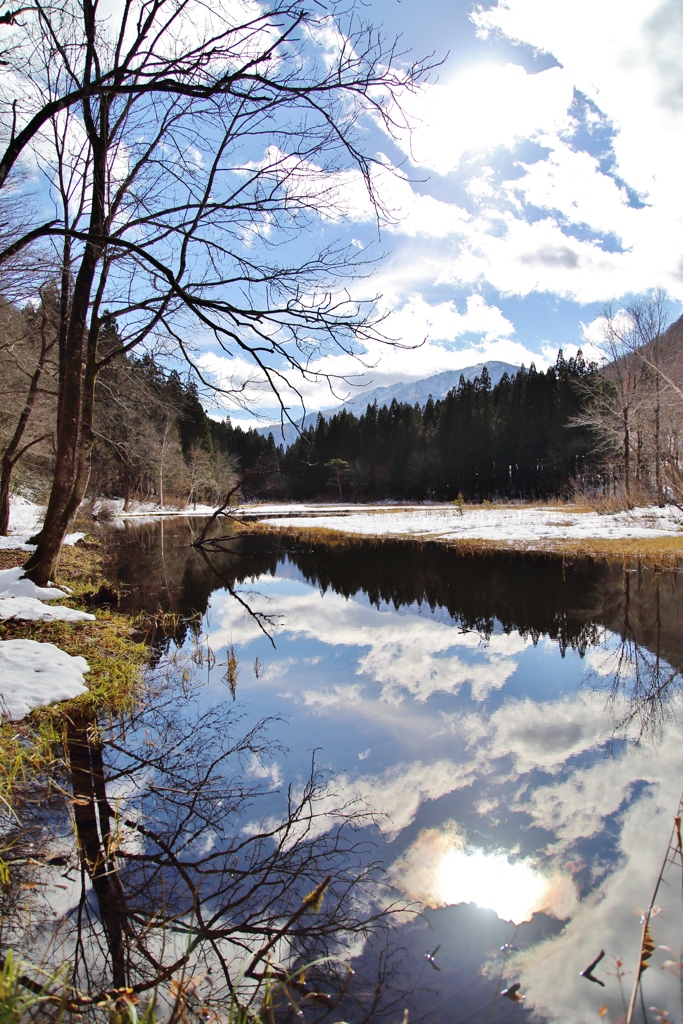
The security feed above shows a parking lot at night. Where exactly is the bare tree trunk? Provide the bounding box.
[159,420,170,509]
[23,334,91,581]
[623,405,630,501]
[23,101,108,583]
[0,304,54,533]
[654,376,662,505]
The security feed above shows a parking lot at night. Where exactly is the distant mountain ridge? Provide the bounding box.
[259,360,519,447]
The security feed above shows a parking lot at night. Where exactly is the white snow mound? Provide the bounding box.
[7,495,43,534]
[0,596,95,622]
[0,639,90,720]
[0,567,95,621]
[0,566,69,601]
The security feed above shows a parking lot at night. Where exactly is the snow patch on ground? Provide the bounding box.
[237,503,683,543]
[2,496,88,549]
[0,639,90,720]
[8,494,43,533]
[96,498,218,519]
[0,566,95,622]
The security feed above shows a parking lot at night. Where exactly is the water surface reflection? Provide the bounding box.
[90,522,683,1021]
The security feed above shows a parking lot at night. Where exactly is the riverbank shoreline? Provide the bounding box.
[5,495,683,568]
[0,543,148,805]
[234,508,683,565]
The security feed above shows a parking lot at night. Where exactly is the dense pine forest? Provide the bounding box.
[282,352,598,501]
[4,289,683,510]
[87,349,603,504]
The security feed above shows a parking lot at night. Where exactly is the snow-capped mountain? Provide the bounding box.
[260,361,519,446]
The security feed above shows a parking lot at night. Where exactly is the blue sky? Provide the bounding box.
[198,0,683,424]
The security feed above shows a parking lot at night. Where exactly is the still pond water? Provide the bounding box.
[84,516,683,1024]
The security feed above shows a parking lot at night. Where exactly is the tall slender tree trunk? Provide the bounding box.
[23,101,108,584]
[654,376,662,505]
[623,405,630,501]
[23,310,95,582]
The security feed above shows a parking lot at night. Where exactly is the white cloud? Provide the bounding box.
[392,62,574,176]
[380,293,514,345]
[362,0,683,308]
[197,288,545,415]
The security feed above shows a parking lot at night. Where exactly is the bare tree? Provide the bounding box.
[576,291,680,504]
[0,0,433,582]
[619,290,674,505]
[186,441,214,508]
[0,289,58,531]
[91,344,173,507]
[153,417,187,510]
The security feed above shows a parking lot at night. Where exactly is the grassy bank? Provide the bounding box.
[238,520,683,567]
[0,543,148,808]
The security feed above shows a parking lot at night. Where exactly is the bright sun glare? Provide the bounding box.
[435,848,551,925]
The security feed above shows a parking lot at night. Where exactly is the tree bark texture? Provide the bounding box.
[23,101,108,583]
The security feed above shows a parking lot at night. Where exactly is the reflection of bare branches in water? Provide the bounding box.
[195,543,281,648]
[594,570,682,745]
[0,662,411,1022]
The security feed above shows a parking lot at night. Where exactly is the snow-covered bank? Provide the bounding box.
[96,498,218,519]
[237,503,683,545]
[0,566,94,719]
[0,639,90,721]
[2,495,85,549]
[0,566,95,622]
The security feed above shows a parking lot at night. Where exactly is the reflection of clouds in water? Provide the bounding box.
[584,644,633,679]
[358,629,530,703]
[206,572,683,1023]
[488,693,613,774]
[257,657,297,684]
[245,752,282,789]
[438,693,613,775]
[392,826,577,924]
[306,760,481,842]
[207,578,531,702]
[301,683,364,707]
[513,738,683,1024]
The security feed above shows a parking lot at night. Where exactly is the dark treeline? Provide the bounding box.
[281,351,599,501]
[6,290,682,516]
[92,349,600,504]
[0,331,604,507]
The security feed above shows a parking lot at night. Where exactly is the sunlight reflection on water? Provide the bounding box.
[392,825,578,925]
[436,848,555,924]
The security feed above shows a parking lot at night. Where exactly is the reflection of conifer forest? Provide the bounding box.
[106,518,683,688]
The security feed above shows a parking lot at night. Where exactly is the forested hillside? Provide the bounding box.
[0,289,600,508]
[3,290,683,512]
[282,352,599,500]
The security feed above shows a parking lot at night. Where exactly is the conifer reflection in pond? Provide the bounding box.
[100,519,683,1024]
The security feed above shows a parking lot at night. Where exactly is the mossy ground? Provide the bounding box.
[0,541,147,808]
